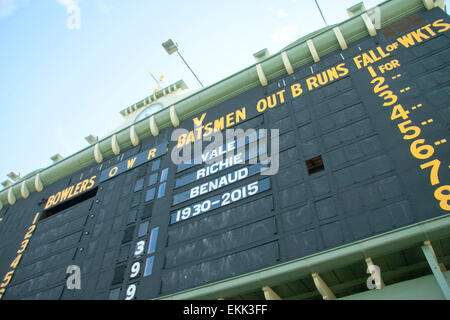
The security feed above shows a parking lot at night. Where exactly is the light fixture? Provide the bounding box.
[162,39,204,88]
[253,48,270,62]
[7,172,21,181]
[162,39,178,55]
[347,2,366,17]
[1,180,12,188]
[50,154,64,163]
[85,134,98,145]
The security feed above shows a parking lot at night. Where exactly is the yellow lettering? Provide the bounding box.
[127,157,137,169]
[60,187,72,202]
[376,47,390,60]
[214,118,224,131]
[276,89,286,104]
[362,52,375,66]
[193,113,206,127]
[397,33,416,48]
[44,196,55,210]
[306,76,319,91]
[353,55,363,69]
[79,179,89,193]
[235,107,246,124]
[256,99,267,112]
[290,83,303,98]
[186,131,195,143]
[326,67,339,82]
[433,19,450,33]
[147,148,156,160]
[88,176,96,189]
[195,126,203,139]
[73,182,82,196]
[410,29,429,43]
[109,166,118,177]
[54,192,61,204]
[204,122,213,137]
[336,63,349,76]
[177,134,187,148]
[67,186,75,199]
[421,24,436,37]
[317,72,328,85]
[267,94,276,108]
[369,50,381,62]
[226,112,234,127]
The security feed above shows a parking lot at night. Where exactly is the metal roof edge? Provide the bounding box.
[0,0,429,209]
[156,214,450,300]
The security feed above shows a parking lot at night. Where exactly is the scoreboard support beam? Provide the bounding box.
[424,241,447,273]
[262,285,282,300]
[94,143,103,164]
[20,181,30,199]
[333,26,348,50]
[306,39,320,63]
[111,134,120,155]
[361,13,377,37]
[312,273,336,300]
[421,242,450,300]
[7,187,16,205]
[256,64,268,87]
[149,115,159,136]
[170,106,180,127]
[130,125,140,146]
[34,173,43,192]
[422,0,433,9]
[281,52,294,75]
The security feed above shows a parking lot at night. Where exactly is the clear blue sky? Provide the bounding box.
[0,0,386,188]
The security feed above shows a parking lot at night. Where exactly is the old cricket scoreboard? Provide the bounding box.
[0,6,449,300]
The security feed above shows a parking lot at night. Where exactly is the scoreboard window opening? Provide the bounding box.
[151,159,160,172]
[41,187,98,221]
[134,178,144,192]
[148,173,158,186]
[306,156,325,175]
[381,13,424,39]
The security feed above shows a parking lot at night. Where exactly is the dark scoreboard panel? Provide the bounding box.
[0,8,449,300]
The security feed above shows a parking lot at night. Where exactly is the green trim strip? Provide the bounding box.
[0,0,428,207]
[157,215,450,300]
[422,244,450,300]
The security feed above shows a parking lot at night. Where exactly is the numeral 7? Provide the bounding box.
[420,159,441,186]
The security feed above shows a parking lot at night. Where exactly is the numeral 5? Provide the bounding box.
[0,271,14,288]
[398,120,421,140]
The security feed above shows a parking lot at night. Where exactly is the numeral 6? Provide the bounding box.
[410,139,434,160]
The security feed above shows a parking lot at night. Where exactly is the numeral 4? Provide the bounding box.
[391,104,410,121]
[10,254,22,269]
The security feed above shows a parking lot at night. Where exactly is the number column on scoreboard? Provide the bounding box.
[360,51,449,214]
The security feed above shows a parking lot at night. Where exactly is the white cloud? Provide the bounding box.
[57,0,79,9]
[0,0,31,20]
[276,9,285,18]
[266,6,287,19]
[98,1,111,16]
[0,0,18,19]
[270,26,297,43]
